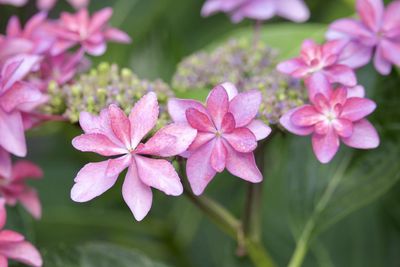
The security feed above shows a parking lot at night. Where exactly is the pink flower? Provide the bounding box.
[37,0,89,11]
[51,8,131,56]
[168,83,271,195]
[326,0,400,75]
[280,73,379,163]
[0,198,43,267]
[0,161,43,219]
[201,0,310,23]
[71,92,197,221]
[277,39,357,87]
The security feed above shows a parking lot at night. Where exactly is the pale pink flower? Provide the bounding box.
[201,0,310,23]
[168,82,271,195]
[71,93,197,221]
[280,73,379,163]
[37,0,89,11]
[51,8,131,56]
[0,198,43,267]
[326,0,400,75]
[277,39,357,87]
[0,161,42,219]
[0,0,26,7]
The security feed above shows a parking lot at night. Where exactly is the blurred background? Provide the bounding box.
[1,0,400,266]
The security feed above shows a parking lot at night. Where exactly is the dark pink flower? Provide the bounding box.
[51,8,131,56]
[326,0,400,75]
[0,161,42,219]
[168,82,271,195]
[71,93,197,221]
[0,198,43,267]
[280,73,379,163]
[277,39,357,87]
[201,0,310,23]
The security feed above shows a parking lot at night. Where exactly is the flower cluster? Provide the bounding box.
[45,63,174,128]
[172,39,306,124]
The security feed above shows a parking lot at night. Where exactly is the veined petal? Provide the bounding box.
[134,155,183,196]
[210,138,227,173]
[341,119,379,149]
[311,130,340,164]
[72,133,127,156]
[108,104,131,149]
[223,128,257,153]
[279,107,314,136]
[291,105,323,127]
[341,97,376,121]
[229,90,262,127]
[206,85,229,129]
[220,82,238,101]
[220,112,235,133]
[187,132,215,151]
[0,82,43,113]
[168,98,209,123]
[186,108,215,132]
[246,120,271,141]
[332,118,353,138]
[305,72,333,102]
[122,162,152,221]
[330,87,348,107]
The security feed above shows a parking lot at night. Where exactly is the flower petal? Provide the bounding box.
[71,160,120,202]
[168,98,208,124]
[228,90,261,127]
[311,130,340,164]
[291,105,323,127]
[129,92,159,149]
[186,140,216,196]
[0,241,42,267]
[220,112,235,133]
[186,108,215,132]
[326,18,373,41]
[223,128,257,153]
[356,0,384,32]
[382,0,400,33]
[341,119,379,149]
[337,41,373,69]
[72,133,127,156]
[108,104,131,149]
[277,58,306,74]
[305,72,332,102]
[347,85,365,98]
[225,143,262,183]
[122,162,152,221]
[279,107,314,136]
[88,7,112,34]
[276,0,310,22]
[323,64,357,87]
[332,118,353,138]
[104,28,132,43]
[0,148,11,179]
[246,120,272,141]
[188,132,215,152]
[341,97,376,121]
[210,138,226,173]
[134,155,183,196]
[206,85,229,128]
[0,109,26,157]
[18,188,41,219]
[220,82,238,101]
[380,39,400,67]
[373,44,392,75]
[0,82,43,113]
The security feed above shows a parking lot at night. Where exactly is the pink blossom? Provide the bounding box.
[201,0,310,23]
[0,198,43,267]
[280,73,379,163]
[50,8,131,56]
[326,0,400,75]
[0,161,42,219]
[168,82,271,195]
[71,92,197,221]
[277,39,357,87]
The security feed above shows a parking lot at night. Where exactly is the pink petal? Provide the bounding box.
[88,7,113,34]
[206,85,229,128]
[122,163,152,221]
[231,0,275,23]
[210,138,226,173]
[246,120,271,141]
[71,160,120,202]
[186,140,216,196]
[305,72,333,102]
[341,97,376,121]
[332,118,353,138]
[0,255,6,267]
[279,107,314,136]
[300,39,320,61]
[187,132,215,151]
[225,143,262,183]
[0,230,24,242]
[312,129,340,164]
[105,154,131,177]
[356,0,384,32]
[220,82,238,101]
[380,39,400,67]
[326,18,373,41]
[374,43,392,75]
[0,149,11,179]
[134,155,183,196]
[382,0,400,33]
[186,108,215,132]
[129,92,159,149]
[0,199,6,229]
[277,58,306,74]
[18,188,41,219]
[6,16,21,37]
[347,85,366,98]
[337,41,373,69]
[223,128,257,153]
[291,105,323,127]
[330,87,348,106]
[0,82,43,113]
[0,39,33,63]
[72,133,127,156]
[12,161,42,181]
[104,28,131,43]
[201,0,244,16]
[67,0,89,9]
[228,90,261,127]
[50,39,76,56]
[341,119,379,149]
[137,123,197,157]
[168,98,208,123]
[1,56,40,92]
[0,109,26,157]
[0,241,42,267]
[323,64,357,87]
[108,105,131,149]
[37,0,56,10]
[83,41,106,56]
[276,0,310,22]
[220,112,235,133]
[322,39,348,58]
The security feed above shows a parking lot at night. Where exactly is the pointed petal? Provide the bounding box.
[108,104,131,148]
[84,41,106,56]
[186,140,216,196]
[341,97,376,121]
[168,98,208,124]
[206,85,229,128]
[0,230,24,242]
[104,28,131,43]
[382,0,400,33]
[1,56,40,92]
[342,119,379,149]
[374,43,392,75]
[220,112,235,133]
[105,154,131,177]
[187,133,215,151]
[122,163,152,221]
[326,18,373,41]
[72,133,127,156]
[356,0,384,32]
[0,109,26,157]
[246,120,272,141]
[210,138,226,173]
[6,16,21,37]
[0,241,42,267]
[291,105,323,127]
[220,82,238,100]
[347,85,365,98]
[229,90,262,127]
[225,143,262,183]
[312,130,340,164]
[88,7,112,34]
[186,108,215,132]
[223,128,257,153]
[279,107,314,136]
[276,0,310,22]
[305,72,333,102]
[330,87,348,106]
[134,155,183,196]
[380,40,400,67]
[277,58,306,74]
[18,188,41,219]
[12,160,42,181]
[0,82,43,113]
[337,41,373,69]
[71,160,120,202]
[323,65,357,87]
[129,92,159,149]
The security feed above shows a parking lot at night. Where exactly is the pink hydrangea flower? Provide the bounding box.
[0,198,43,267]
[280,73,379,163]
[326,0,400,75]
[168,82,271,195]
[0,161,43,219]
[201,0,310,23]
[277,39,357,87]
[71,92,197,221]
[50,8,131,56]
